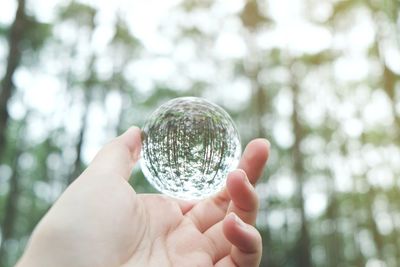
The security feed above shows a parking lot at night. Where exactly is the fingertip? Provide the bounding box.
[225,212,247,228]
[223,212,249,237]
[223,212,239,236]
[226,169,258,215]
[119,126,142,161]
[248,138,270,162]
[238,138,270,184]
[121,126,141,141]
[225,212,238,224]
[227,169,247,185]
[263,138,271,150]
[223,212,263,267]
[226,169,253,199]
[223,212,261,254]
[84,126,142,182]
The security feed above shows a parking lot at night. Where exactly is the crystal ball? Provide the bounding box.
[140,97,241,200]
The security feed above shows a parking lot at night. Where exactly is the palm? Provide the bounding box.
[122,195,216,266]
[120,194,233,267]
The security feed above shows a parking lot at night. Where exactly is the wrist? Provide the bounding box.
[15,225,67,267]
[15,254,43,267]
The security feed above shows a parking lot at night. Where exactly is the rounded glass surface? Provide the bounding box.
[140,97,241,200]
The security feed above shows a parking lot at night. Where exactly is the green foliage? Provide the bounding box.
[141,86,184,107]
[1,0,400,266]
[298,51,338,66]
[240,0,272,29]
[0,24,8,37]
[329,0,362,21]
[21,16,52,51]
[181,0,213,11]
[58,1,96,27]
[112,18,141,48]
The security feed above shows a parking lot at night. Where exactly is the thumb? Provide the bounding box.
[83,126,142,181]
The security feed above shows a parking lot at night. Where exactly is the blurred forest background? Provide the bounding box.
[0,0,399,266]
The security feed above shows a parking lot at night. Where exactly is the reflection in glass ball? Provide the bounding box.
[140,97,241,200]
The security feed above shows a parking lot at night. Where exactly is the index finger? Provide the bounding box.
[237,138,270,186]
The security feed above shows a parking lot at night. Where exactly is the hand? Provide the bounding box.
[17,127,270,267]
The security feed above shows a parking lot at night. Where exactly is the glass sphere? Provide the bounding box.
[140,97,241,200]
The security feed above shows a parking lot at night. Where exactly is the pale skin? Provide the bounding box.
[16,127,270,267]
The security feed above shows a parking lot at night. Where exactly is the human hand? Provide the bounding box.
[16,127,270,267]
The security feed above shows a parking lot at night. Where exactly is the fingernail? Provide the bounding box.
[127,127,142,160]
[231,213,247,228]
[263,139,271,149]
[125,126,140,135]
[236,169,247,181]
[236,169,254,189]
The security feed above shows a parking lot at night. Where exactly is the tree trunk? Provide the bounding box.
[68,56,96,184]
[0,1,26,265]
[378,24,400,266]
[291,75,313,267]
[366,187,385,260]
[254,83,267,138]
[0,0,26,159]
[0,148,22,266]
[349,182,384,262]
[325,183,342,267]
[68,93,89,184]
